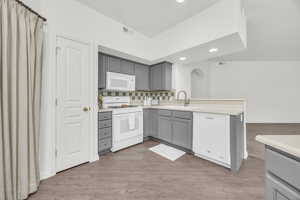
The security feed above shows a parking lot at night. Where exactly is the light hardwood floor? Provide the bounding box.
[29,141,264,200]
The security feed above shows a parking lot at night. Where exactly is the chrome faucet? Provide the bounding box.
[177,90,190,106]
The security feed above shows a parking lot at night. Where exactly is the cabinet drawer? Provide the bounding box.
[266,174,300,200]
[98,138,112,152]
[158,109,172,117]
[173,111,192,120]
[266,148,300,190]
[98,120,112,129]
[98,112,112,121]
[99,127,112,139]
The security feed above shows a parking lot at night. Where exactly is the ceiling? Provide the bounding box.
[75,0,220,37]
[218,0,300,61]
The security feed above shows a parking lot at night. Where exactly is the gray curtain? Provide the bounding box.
[0,0,44,199]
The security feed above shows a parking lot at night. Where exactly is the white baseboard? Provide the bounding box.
[40,170,55,181]
[194,153,231,169]
[90,154,100,162]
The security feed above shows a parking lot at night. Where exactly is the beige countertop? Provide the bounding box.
[144,105,243,116]
[256,135,300,158]
[99,104,244,116]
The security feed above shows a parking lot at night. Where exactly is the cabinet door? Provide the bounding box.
[150,109,158,138]
[135,63,150,90]
[108,56,121,73]
[162,62,172,90]
[98,53,108,89]
[120,60,134,75]
[143,109,151,137]
[198,114,230,164]
[158,116,172,143]
[266,174,300,200]
[173,118,192,150]
[150,64,162,90]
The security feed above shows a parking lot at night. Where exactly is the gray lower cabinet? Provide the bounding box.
[172,118,192,149]
[264,147,300,200]
[145,109,193,150]
[158,116,173,143]
[143,109,151,137]
[150,62,172,91]
[150,109,158,138]
[266,174,300,200]
[98,112,112,154]
[108,56,121,73]
[135,63,150,91]
[144,109,158,138]
[230,114,245,172]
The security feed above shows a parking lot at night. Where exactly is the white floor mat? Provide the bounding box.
[149,144,186,161]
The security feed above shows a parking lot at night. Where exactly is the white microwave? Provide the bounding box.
[106,72,135,91]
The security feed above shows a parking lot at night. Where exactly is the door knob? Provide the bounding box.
[83,107,90,112]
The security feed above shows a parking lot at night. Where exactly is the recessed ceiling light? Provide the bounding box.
[179,57,187,61]
[209,48,219,53]
[176,0,185,3]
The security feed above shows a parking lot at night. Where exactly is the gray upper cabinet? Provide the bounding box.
[108,56,121,73]
[98,53,136,89]
[158,115,173,143]
[98,53,107,89]
[150,62,172,91]
[135,63,150,91]
[99,52,172,91]
[172,118,192,150]
[108,56,134,75]
[120,60,134,75]
[150,64,163,91]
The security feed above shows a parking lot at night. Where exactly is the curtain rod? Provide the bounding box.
[15,0,47,22]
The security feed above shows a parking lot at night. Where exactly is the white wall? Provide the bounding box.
[174,61,300,123]
[191,69,210,98]
[38,0,156,180]
[173,63,211,98]
[22,0,41,11]
[209,61,300,123]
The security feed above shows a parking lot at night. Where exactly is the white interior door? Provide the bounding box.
[56,36,90,172]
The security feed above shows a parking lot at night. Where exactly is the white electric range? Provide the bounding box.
[102,97,143,152]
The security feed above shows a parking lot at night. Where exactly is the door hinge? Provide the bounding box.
[55,98,58,106]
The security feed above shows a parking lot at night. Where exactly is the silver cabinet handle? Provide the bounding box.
[206,117,214,120]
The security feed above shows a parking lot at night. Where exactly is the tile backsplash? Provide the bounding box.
[98,90,175,101]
